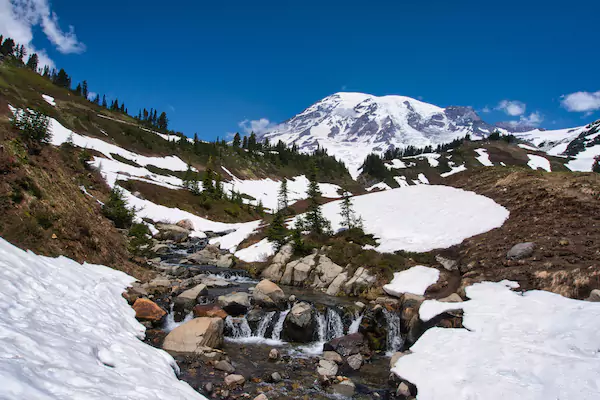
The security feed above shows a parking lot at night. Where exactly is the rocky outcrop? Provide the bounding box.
[253,279,287,309]
[261,243,293,281]
[154,223,190,243]
[218,292,251,316]
[132,298,167,325]
[343,267,377,295]
[282,301,316,343]
[281,252,317,286]
[326,271,349,296]
[311,255,344,288]
[174,284,208,312]
[162,317,224,353]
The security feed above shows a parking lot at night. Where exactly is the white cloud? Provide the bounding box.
[501,111,544,128]
[238,118,277,135]
[0,0,85,69]
[560,91,600,113]
[481,106,491,113]
[496,100,526,116]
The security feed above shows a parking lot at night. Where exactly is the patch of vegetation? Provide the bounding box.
[102,187,136,229]
[10,109,51,153]
[128,223,152,256]
[111,153,142,167]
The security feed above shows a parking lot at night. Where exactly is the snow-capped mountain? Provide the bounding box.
[258,92,497,178]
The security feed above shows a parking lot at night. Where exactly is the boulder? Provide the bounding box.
[218,292,252,316]
[506,242,535,260]
[312,255,344,288]
[343,267,376,295]
[326,271,348,296]
[215,254,233,269]
[439,293,463,303]
[281,252,317,286]
[253,279,287,309]
[317,359,338,378]
[261,243,293,282]
[224,374,245,387]
[199,276,235,288]
[346,354,363,370]
[176,219,194,231]
[155,223,190,242]
[151,243,169,255]
[162,317,224,353]
[282,301,316,343]
[193,304,228,319]
[587,289,600,302]
[254,395,268,400]
[323,351,343,365]
[323,333,367,357]
[268,348,280,360]
[132,298,166,324]
[215,360,235,373]
[174,284,208,312]
[436,254,459,271]
[332,379,355,397]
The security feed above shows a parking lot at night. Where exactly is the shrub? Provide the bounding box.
[102,186,135,229]
[10,109,52,147]
[128,223,152,255]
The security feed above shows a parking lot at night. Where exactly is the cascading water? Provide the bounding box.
[325,308,344,341]
[255,311,276,338]
[315,312,326,342]
[382,309,403,355]
[225,316,252,338]
[348,312,363,334]
[163,304,193,332]
[271,309,290,340]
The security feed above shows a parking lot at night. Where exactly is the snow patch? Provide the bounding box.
[42,94,56,106]
[474,148,493,167]
[383,266,440,296]
[440,164,467,178]
[235,238,276,262]
[527,154,552,172]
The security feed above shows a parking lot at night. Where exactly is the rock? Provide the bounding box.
[215,254,233,268]
[154,264,189,277]
[132,298,166,324]
[162,317,224,353]
[253,279,287,309]
[246,309,265,332]
[436,254,459,271]
[194,346,227,362]
[559,239,570,246]
[323,351,343,364]
[587,289,600,302]
[224,374,245,387]
[151,243,169,254]
[317,359,338,377]
[332,379,355,397]
[288,295,296,302]
[155,223,190,242]
[506,242,535,260]
[280,252,317,286]
[354,301,366,309]
[346,354,363,370]
[282,301,316,343]
[397,382,411,397]
[268,348,280,360]
[375,296,401,306]
[254,394,268,400]
[270,372,282,383]
[218,292,252,316]
[390,351,408,368]
[326,271,348,296]
[193,304,228,319]
[215,360,235,373]
[343,267,376,295]
[312,255,344,288]
[439,293,463,303]
[261,243,294,281]
[323,333,366,357]
[176,219,194,231]
[204,382,213,393]
[199,276,235,288]
[174,284,208,311]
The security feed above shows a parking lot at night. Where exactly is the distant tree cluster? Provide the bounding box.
[488,130,516,143]
[383,135,470,160]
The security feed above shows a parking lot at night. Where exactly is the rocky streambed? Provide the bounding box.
[127,225,464,399]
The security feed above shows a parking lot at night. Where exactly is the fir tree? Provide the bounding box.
[248,132,257,151]
[182,164,200,194]
[242,136,248,149]
[214,173,224,199]
[54,69,71,89]
[278,177,289,212]
[1,38,15,56]
[202,157,215,195]
[256,200,265,216]
[102,187,136,229]
[267,211,288,249]
[82,80,88,99]
[26,53,39,71]
[300,164,332,236]
[339,189,362,230]
[75,83,82,96]
[593,156,600,173]
[157,112,168,130]
[102,95,107,108]
[232,132,241,148]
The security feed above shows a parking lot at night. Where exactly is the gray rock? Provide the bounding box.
[270,372,282,383]
[281,252,317,286]
[154,223,190,243]
[261,243,294,282]
[587,289,600,302]
[254,394,268,400]
[343,267,376,295]
[346,354,363,370]
[199,276,235,288]
[218,292,251,316]
[215,360,235,373]
[224,374,245,387]
[326,271,348,296]
[507,242,535,260]
[215,254,233,268]
[282,301,316,343]
[397,382,411,397]
[323,351,343,364]
[439,293,463,303]
[253,279,287,309]
[176,219,194,231]
[332,379,355,397]
[174,284,208,311]
[323,333,367,357]
[151,243,169,254]
[312,255,344,288]
[162,318,224,354]
[436,254,459,271]
[268,348,280,360]
[317,359,338,377]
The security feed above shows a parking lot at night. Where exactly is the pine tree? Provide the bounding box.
[42,65,50,78]
[339,189,362,230]
[214,173,224,199]
[267,211,288,249]
[232,133,241,148]
[593,156,600,173]
[26,53,39,71]
[102,186,135,229]
[75,83,82,96]
[301,164,332,236]
[202,157,215,195]
[93,94,100,105]
[102,95,107,108]
[157,112,168,130]
[182,165,200,194]
[256,200,265,216]
[54,69,71,89]
[242,136,248,149]
[248,132,257,151]
[1,38,15,56]
[82,80,88,99]
[278,177,289,212]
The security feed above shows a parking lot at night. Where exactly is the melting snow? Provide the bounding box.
[42,94,56,106]
[440,164,467,178]
[0,237,203,399]
[518,143,539,151]
[474,148,493,167]
[527,154,552,172]
[235,238,276,262]
[366,181,392,191]
[393,280,600,400]
[383,266,440,296]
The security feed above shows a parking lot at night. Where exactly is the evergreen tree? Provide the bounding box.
[75,83,82,96]
[277,177,289,212]
[214,173,224,199]
[157,112,168,130]
[102,95,107,108]
[0,38,15,56]
[120,103,125,113]
[339,189,362,230]
[42,65,50,78]
[10,109,51,148]
[82,80,88,99]
[242,136,248,149]
[202,157,215,195]
[113,99,119,111]
[232,132,241,148]
[267,211,288,249]
[54,68,71,89]
[593,156,600,173]
[26,53,39,71]
[299,164,332,236]
[182,164,200,194]
[102,187,135,229]
[93,94,100,105]
[152,110,157,125]
[256,200,265,216]
[248,132,257,151]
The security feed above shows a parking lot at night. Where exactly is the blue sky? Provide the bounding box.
[2,0,600,140]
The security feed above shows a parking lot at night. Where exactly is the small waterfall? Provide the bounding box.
[163,304,193,332]
[226,316,252,338]
[256,311,276,338]
[348,312,363,334]
[382,309,403,354]
[271,309,290,340]
[315,312,326,342]
[325,309,344,341]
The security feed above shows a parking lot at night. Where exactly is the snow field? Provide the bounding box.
[0,237,204,400]
[393,280,600,400]
[527,154,552,172]
[383,266,440,296]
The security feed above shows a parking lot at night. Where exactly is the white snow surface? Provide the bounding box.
[393,280,600,400]
[474,148,493,166]
[294,185,509,252]
[527,154,552,172]
[517,143,539,151]
[234,238,276,262]
[42,94,55,106]
[440,164,467,178]
[383,266,440,296]
[0,237,204,400]
[366,181,392,191]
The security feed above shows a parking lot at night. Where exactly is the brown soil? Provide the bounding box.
[443,167,600,299]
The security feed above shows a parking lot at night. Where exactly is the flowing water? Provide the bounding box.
[383,308,403,355]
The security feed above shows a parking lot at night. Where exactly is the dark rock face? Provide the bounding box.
[282,302,316,343]
[323,333,368,357]
[359,307,388,351]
